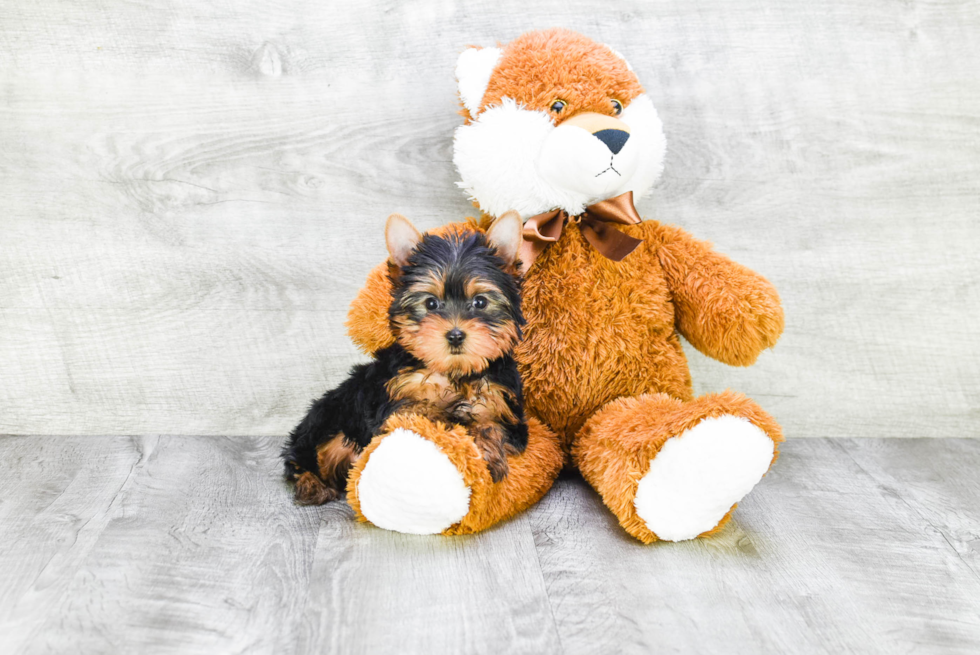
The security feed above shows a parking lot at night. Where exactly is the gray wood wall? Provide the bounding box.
[2,0,978,438]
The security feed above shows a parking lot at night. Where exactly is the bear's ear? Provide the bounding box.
[385,213,423,268]
[485,210,523,268]
[604,44,634,71]
[455,47,502,116]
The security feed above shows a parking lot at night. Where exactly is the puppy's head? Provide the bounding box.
[453,28,666,219]
[385,212,524,377]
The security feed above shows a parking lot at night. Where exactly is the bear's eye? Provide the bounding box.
[473,296,488,310]
[550,99,567,114]
[424,297,439,311]
[611,99,624,116]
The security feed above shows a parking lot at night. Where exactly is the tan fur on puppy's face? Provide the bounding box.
[386,221,524,378]
[396,314,518,377]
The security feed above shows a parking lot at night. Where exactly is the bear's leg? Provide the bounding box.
[573,391,783,543]
[347,413,563,536]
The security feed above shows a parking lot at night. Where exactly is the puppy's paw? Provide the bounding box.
[485,454,510,483]
[294,471,340,505]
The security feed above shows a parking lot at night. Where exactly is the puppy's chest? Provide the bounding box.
[386,368,512,424]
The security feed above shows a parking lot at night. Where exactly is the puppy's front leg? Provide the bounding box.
[473,424,512,483]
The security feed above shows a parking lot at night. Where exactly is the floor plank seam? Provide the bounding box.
[526,515,567,655]
[936,527,980,588]
[828,438,980,587]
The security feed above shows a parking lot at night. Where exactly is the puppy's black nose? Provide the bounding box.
[593,129,630,155]
[446,328,466,347]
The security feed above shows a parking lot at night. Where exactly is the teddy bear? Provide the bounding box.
[341,28,784,543]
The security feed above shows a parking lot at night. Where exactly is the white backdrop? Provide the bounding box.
[1,0,978,437]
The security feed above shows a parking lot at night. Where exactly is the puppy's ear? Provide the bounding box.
[486,210,523,268]
[385,213,423,268]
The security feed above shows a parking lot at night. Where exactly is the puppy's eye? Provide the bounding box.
[424,297,439,311]
[611,99,623,116]
[473,296,488,310]
[550,99,567,114]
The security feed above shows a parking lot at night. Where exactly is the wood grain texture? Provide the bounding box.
[2,437,979,654]
[0,435,322,654]
[298,512,561,655]
[1,0,979,436]
[527,438,980,655]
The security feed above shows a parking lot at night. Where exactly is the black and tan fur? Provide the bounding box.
[282,212,527,503]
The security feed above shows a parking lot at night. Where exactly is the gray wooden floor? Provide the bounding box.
[2,436,978,654]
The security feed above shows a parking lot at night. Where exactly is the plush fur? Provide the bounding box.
[353,427,473,534]
[573,391,784,543]
[346,412,564,536]
[454,29,666,218]
[455,46,502,115]
[344,28,785,542]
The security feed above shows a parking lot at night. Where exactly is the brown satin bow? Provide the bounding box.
[518,191,643,273]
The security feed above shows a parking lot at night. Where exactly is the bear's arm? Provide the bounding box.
[345,262,396,354]
[650,222,784,367]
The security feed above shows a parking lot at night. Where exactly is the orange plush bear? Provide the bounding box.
[343,28,784,543]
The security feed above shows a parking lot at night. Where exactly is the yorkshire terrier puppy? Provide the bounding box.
[282,211,527,505]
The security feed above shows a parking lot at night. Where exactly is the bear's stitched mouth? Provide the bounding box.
[594,156,621,178]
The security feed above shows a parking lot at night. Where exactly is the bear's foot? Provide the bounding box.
[347,414,564,536]
[574,391,783,543]
[355,427,472,534]
[633,414,774,541]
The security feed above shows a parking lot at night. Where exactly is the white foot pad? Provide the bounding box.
[634,414,775,542]
[356,428,471,535]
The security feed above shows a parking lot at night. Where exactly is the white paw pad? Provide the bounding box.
[356,428,471,534]
[634,415,775,542]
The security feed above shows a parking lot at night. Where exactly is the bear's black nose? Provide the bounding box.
[593,129,630,155]
[446,328,466,347]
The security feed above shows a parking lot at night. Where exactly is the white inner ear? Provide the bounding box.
[486,211,522,264]
[456,47,502,115]
[385,214,422,267]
